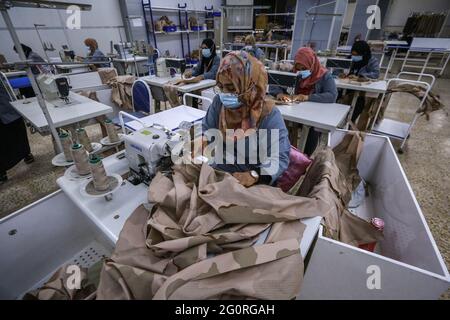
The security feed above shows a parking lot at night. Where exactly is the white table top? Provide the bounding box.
[11,92,113,132]
[276,101,350,131]
[140,75,216,93]
[113,56,148,63]
[410,37,450,51]
[126,105,206,132]
[4,70,27,77]
[56,64,91,70]
[57,150,322,255]
[335,79,387,94]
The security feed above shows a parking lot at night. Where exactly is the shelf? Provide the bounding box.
[144,6,213,13]
[154,30,215,35]
[255,13,295,17]
[272,29,293,32]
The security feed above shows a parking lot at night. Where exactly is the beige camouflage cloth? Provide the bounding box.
[96,132,381,299]
[109,75,136,110]
[26,133,381,300]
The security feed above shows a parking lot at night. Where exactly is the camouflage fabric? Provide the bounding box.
[23,262,102,300]
[97,163,323,300]
[109,75,136,110]
[297,131,383,246]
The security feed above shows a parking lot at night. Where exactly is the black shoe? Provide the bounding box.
[24,154,35,164]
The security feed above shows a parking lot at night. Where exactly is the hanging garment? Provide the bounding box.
[376,82,446,123]
[163,83,181,107]
[109,75,135,110]
[97,67,118,84]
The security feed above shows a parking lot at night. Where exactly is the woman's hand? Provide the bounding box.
[277,93,292,103]
[232,172,258,187]
[293,94,309,102]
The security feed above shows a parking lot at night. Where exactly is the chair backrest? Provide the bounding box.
[149,84,168,103]
[132,79,154,114]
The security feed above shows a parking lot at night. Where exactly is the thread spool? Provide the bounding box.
[105,119,119,143]
[59,131,73,162]
[89,156,109,191]
[76,128,93,152]
[71,144,90,175]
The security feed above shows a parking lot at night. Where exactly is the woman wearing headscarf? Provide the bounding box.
[341,40,380,122]
[13,44,52,75]
[76,38,109,70]
[202,51,290,187]
[242,35,265,62]
[270,47,338,103]
[182,39,220,84]
[269,47,338,155]
[348,40,380,80]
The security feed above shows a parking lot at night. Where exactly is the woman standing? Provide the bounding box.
[0,81,34,183]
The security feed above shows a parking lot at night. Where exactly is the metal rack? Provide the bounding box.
[141,1,216,60]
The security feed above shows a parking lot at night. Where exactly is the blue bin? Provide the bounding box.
[163,25,177,32]
[9,76,31,89]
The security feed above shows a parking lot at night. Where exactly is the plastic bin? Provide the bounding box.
[298,130,450,299]
[162,25,177,32]
[0,191,113,300]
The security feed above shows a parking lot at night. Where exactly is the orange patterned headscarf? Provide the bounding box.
[216,51,273,139]
[294,47,327,95]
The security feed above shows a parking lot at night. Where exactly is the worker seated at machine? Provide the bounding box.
[180,39,220,85]
[76,38,110,70]
[338,40,380,123]
[242,35,265,62]
[269,47,338,155]
[201,51,290,187]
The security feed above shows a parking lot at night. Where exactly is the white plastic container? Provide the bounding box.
[298,130,450,299]
[0,191,112,300]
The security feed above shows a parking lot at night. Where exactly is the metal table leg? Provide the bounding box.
[298,125,310,152]
[345,92,360,128]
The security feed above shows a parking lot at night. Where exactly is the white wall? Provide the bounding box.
[343,1,357,28]
[0,0,125,62]
[383,0,450,33]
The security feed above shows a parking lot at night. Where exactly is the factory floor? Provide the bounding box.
[0,78,449,299]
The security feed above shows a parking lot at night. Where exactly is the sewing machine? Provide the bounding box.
[36,74,73,105]
[114,42,134,60]
[124,123,188,185]
[155,57,187,77]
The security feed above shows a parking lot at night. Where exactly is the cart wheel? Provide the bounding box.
[30,127,36,134]
[397,148,404,154]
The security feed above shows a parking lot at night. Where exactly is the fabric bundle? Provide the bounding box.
[26,133,382,300]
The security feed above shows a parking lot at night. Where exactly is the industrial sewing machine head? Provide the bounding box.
[156,57,186,77]
[36,74,71,104]
[124,124,187,185]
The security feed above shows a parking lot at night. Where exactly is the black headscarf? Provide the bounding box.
[13,44,33,59]
[199,38,216,74]
[349,40,372,75]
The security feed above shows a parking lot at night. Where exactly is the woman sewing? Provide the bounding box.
[181,39,220,84]
[269,47,337,155]
[242,35,265,62]
[339,40,380,123]
[201,51,290,187]
[77,38,110,70]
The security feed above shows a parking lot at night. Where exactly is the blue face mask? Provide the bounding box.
[352,55,363,62]
[202,48,211,58]
[219,93,241,109]
[298,70,312,79]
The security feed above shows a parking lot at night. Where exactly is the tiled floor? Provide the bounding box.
[1,79,449,298]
